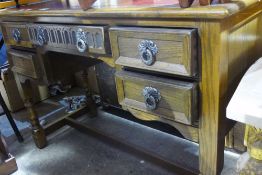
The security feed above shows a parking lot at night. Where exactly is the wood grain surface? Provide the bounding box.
[0,1,261,175]
[116,71,198,125]
[111,27,197,77]
[9,50,40,79]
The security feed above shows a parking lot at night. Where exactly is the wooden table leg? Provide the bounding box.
[199,127,224,175]
[20,79,47,149]
[198,21,227,175]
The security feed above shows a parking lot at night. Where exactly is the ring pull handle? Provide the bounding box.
[142,87,161,111]
[76,28,88,53]
[12,28,21,42]
[138,40,158,66]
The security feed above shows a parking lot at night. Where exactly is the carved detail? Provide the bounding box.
[37,26,47,46]
[76,28,88,52]
[142,86,161,111]
[138,40,158,66]
[27,24,106,54]
[12,28,21,42]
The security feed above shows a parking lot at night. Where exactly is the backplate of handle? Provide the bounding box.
[12,28,21,42]
[76,28,88,53]
[142,86,161,111]
[37,26,47,46]
[138,40,158,66]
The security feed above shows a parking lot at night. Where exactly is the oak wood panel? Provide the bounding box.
[226,15,262,99]
[128,108,199,142]
[198,21,226,175]
[116,71,198,125]
[197,8,262,174]
[222,5,262,154]
[111,27,197,77]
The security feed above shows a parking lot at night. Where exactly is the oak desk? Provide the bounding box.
[0,0,262,174]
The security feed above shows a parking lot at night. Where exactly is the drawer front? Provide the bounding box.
[110,27,197,77]
[116,71,198,125]
[1,23,32,48]
[27,24,109,55]
[9,50,40,79]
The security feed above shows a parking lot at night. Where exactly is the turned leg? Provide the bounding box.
[20,79,47,148]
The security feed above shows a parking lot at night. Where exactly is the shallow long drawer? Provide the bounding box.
[116,71,199,125]
[27,24,109,55]
[1,23,32,48]
[110,27,198,77]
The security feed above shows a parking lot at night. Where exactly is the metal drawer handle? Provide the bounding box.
[138,40,158,66]
[142,86,161,111]
[12,28,21,42]
[76,28,88,53]
[37,26,47,46]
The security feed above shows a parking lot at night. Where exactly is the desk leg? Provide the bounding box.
[21,79,47,149]
[199,126,224,175]
[198,22,226,175]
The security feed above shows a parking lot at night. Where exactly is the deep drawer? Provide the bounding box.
[110,27,198,77]
[116,71,199,125]
[8,50,41,79]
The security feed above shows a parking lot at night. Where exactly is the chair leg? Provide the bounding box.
[0,93,23,143]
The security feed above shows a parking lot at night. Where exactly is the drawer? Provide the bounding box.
[8,50,41,79]
[116,71,198,125]
[110,27,197,77]
[27,24,109,55]
[1,23,32,48]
